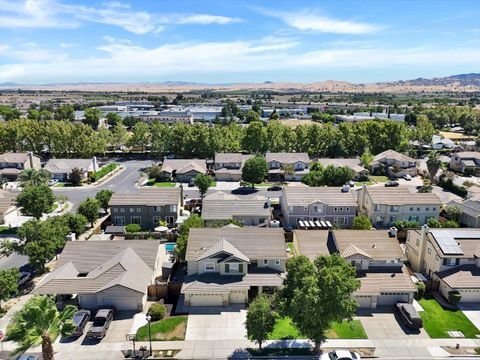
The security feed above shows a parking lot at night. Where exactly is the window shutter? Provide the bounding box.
[225,264,229,273]
[239,263,243,273]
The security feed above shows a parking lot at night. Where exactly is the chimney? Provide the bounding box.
[92,156,98,173]
[28,151,34,169]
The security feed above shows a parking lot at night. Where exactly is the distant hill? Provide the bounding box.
[1,73,479,93]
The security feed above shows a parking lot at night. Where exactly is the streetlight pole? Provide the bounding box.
[146,315,152,357]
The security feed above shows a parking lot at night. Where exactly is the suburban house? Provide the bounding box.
[44,158,97,181]
[448,198,480,228]
[202,192,272,227]
[406,227,480,303]
[370,149,418,178]
[294,229,416,309]
[431,135,455,150]
[160,158,207,183]
[0,189,16,224]
[450,152,480,176]
[317,158,369,180]
[214,153,254,181]
[181,227,286,307]
[265,152,310,181]
[109,187,183,229]
[34,240,161,311]
[0,152,41,180]
[357,186,442,228]
[280,187,357,229]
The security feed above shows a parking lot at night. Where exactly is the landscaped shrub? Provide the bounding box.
[147,303,166,321]
[125,223,142,233]
[90,163,118,182]
[415,282,426,299]
[438,176,467,198]
[448,290,462,304]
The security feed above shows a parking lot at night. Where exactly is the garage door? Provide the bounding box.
[378,293,410,306]
[229,291,246,304]
[355,296,373,308]
[102,297,139,311]
[190,294,223,307]
[459,290,480,302]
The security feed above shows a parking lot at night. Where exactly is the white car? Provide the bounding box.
[320,350,361,360]
[403,174,412,181]
[48,179,59,186]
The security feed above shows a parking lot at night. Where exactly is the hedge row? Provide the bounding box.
[90,162,118,182]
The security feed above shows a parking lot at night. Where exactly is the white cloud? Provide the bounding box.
[1,42,68,62]
[0,0,242,33]
[266,9,380,34]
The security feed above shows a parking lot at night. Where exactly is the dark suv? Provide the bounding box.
[86,309,114,339]
[395,302,423,329]
[71,309,91,337]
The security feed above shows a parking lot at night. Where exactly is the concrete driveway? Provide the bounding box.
[358,307,429,339]
[185,307,247,341]
[459,303,480,330]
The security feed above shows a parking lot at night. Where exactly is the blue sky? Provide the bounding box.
[1,0,479,84]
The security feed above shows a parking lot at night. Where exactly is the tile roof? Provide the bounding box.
[202,196,271,220]
[340,244,373,260]
[44,158,93,174]
[454,152,480,161]
[0,152,30,163]
[214,153,254,164]
[365,187,442,206]
[196,238,250,262]
[293,230,331,260]
[282,187,357,207]
[0,190,16,214]
[109,187,181,206]
[355,267,416,296]
[450,199,480,218]
[373,149,416,163]
[186,228,286,262]
[265,152,310,164]
[436,265,480,289]
[162,158,207,174]
[427,228,480,257]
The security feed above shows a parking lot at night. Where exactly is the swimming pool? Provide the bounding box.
[165,243,176,253]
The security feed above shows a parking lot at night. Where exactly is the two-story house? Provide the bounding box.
[450,152,480,176]
[265,152,310,181]
[181,227,286,307]
[160,158,207,183]
[406,227,480,303]
[214,153,254,181]
[202,191,272,226]
[294,229,416,309]
[0,152,41,180]
[357,186,441,228]
[109,187,183,229]
[280,187,357,229]
[370,149,418,178]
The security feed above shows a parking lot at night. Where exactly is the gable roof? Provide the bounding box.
[34,241,160,295]
[436,265,480,289]
[373,149,416,163]
[0,189,16,214]
[340,244,373,260]
[283,187,357,207]
[162,158,207,174]
[215,153,254,164]
[0,152,30,163]
[454,152,480,161]
[196,238,250,262]
[449,199,480,218]
[355,267,416,296]
[265,152,310,164]
[202,196,271,220]
[364,187,442,206]
[186,228,286,262]
[109,187,181,206]
[44,158,93,174]
[426,228,480,258]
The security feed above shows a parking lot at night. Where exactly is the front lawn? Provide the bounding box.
[370,175,390,183]
[146,178,176,187]
[0,226,17,235]
[136,316,188,341]
[90,163,119,182]
[355,180,374,186]
[269,317,367,340]
[418,298,480,338]
[286,242,294,254]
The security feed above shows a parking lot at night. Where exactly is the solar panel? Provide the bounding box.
[429,229,476,255]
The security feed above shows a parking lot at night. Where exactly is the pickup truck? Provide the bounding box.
[86,309,114,339]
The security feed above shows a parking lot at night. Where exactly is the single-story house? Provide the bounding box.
[317,158,369,180]
[0,152,41,180]
[449,198,480,228]
[161,158,207,183]
[44,158,97,181]
[34,240,161,311]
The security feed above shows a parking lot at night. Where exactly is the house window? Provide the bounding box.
[275,259,280,265]
[153,206,162,212]
[443,258,459,266]
[390,205,399,212]
[374,204,381,211]
[289,206,293,214]
[432,207,436,211]
[427,248,431,254]
[170,205,177,212]
[165,216,174,224]
[113,208,118,213]
[426,207,429,211]
[131,216,141,225]
[229,263,239,271]
[114,216,125,225]
[205,262,215,271]
[346,207,350,212]
[435,255,439,261]
[130,208,135,212]
[137,208,141,212]
[339,207,343,212]
[334,207,338,212]
[417,207,420,211]
[263,259,268,265]
[153,216,162,224]
[120,208,125,213]
[410,207,413,211]
[390,216,396,222]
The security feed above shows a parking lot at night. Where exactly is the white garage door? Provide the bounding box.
[459,290,480,302]
[378,293,410,306]
[355,296,373,308]
[229,291,246,304]
[190,294,223,307]
[102,297,138,311]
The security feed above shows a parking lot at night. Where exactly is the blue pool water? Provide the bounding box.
[165,243,176,252]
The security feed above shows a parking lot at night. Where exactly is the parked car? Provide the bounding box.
[385,181,399,187]
[395,302,423,329]
[341,184,351,192]
[17,272,31,287]
[320,350,361,360]
[403,174,412,181]
[188,179,195,187]
[48,179,59,186]
[71,309,91,337]
[348,180,355,187]
[86,309,114,339]
[267,185,282,191]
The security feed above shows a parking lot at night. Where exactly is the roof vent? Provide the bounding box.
[372,244,376,248]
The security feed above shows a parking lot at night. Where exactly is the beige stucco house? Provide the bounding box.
[370,149,418,178]
[265,152,310,181]
[0,189,16,224]
[214,153,254,181]
[450,152,480,176]
[182,227,286,307]
[0,152,41,180]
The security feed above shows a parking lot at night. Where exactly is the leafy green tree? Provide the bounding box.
[122,115,139,129]
[0,268,19,310]
[427,218,442,228]
[16,185,55,219]
[18,168,51,187]
[302,165,353,187]
[194,173,214,198]
[70,167,84,186]
[7,295,77,360]
[426,151,441,182]
[445,205,462,223]
[270,110,279,120]
[95,189,114,213]
[242,121,266,153]
[128,122,150,151]
[150,121,169,159]
[55,213,88,236]
[360,149,374,167]
[110,122,128,150]
[352,215,372,230]
[414,115,436,144]
[78,198,100,227]
[278,254,360,353]
[0,105,21,121]
[392,220,420,231]
[105,112,122,127]
[175,214,204,262]
[125,223,142,233]
[244,109,260,123]
[83,108,102,129]
[242,156,268,187]
[54,104,75,121]
[147,164,163,180]
[245,294,275,350]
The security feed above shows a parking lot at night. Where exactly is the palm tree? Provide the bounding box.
[7,296,76,360]
[18,168,52,187]
[426,151,441,183]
